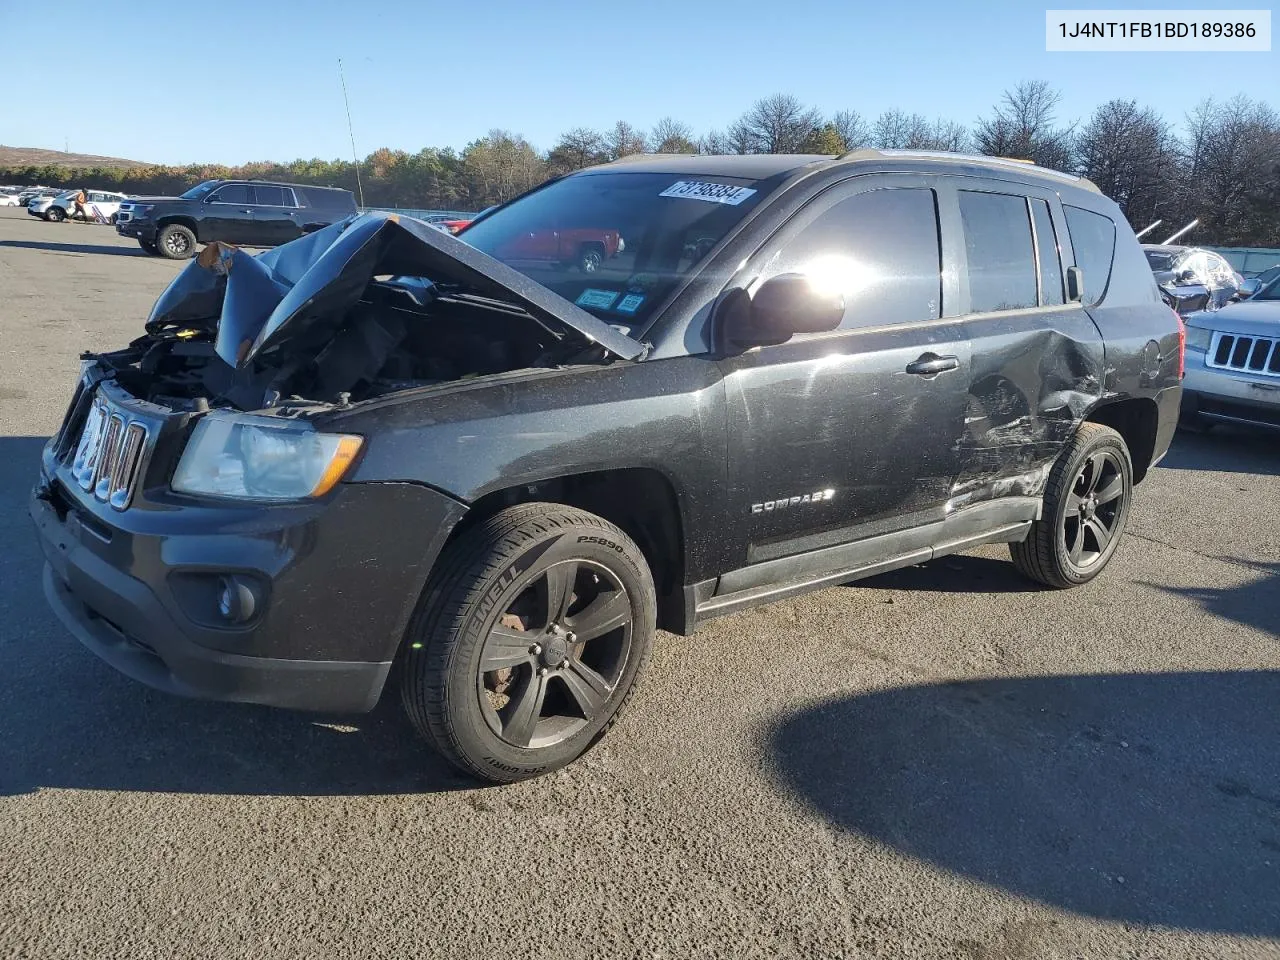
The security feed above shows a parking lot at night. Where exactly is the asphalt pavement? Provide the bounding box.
[0,208,1277,959]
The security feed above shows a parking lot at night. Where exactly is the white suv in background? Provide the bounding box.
[28,189,129,223]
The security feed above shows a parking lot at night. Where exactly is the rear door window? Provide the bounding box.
[758,187,942,329]
[958,191,1038,312]
[253,185,289,206]
[1063,206,1117,305]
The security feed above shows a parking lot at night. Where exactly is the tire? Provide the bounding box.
[156,223,196,259]
[108,212,119,225]
[1009,423,1133,589]
[401,503,656,783]
[138,239,159,255]
[45,207,65,222]
[577,244,604,273]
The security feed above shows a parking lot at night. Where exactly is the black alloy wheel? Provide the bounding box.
[1060,449,1125,573]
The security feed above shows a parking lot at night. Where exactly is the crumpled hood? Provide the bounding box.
[145,212,646,366]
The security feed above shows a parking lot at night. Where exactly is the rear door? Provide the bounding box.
[204,183,255,243]
[718,175,972,574]
[249,185,302,245]
[940,178,1105,509]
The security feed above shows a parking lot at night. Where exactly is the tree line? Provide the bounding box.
[4,82,1278,246]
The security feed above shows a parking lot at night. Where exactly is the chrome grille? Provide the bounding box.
[68,393,150,510]
[1208,332,1280,376]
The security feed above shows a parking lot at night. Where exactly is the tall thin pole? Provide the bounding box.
[338,58,365,209]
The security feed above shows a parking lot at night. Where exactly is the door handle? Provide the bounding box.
[905,354,959,376]
[241,209,253,214]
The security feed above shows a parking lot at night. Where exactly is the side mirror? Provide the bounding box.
[1177,268,1198,283]
[1237,278,1261,300]
[1066,265,1084,303]
[723,274,845,347]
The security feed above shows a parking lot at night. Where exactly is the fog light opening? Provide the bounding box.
[217,575,259,623]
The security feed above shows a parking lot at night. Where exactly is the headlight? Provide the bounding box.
[130,204,154,216]
[1184,325,1212,351]
[171,413,363,501]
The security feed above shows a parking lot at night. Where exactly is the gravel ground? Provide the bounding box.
[1,208,1277,959]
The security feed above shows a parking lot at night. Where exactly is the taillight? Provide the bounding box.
[1173,307,1186,379]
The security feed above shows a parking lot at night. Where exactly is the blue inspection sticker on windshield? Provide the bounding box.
[576,288,619,310]
[659,180,757,206]
[615,293,645,314]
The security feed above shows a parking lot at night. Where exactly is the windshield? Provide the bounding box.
[1254,275,1280,301]
[180,181,220,200]
[459,171,769,330]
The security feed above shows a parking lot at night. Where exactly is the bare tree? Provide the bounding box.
[698,128,732,155]
[462,129,544,206]
[728,93,822,153]
[651,117,697,154]
[872,110,931,149]
[605,121,648,160]
[1076,100,1177,229]
[1177,96,1280,245]
[831,109,871,151]
[974,80,1076,170]
[547,127,607,175]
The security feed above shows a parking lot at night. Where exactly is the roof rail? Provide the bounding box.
[835,147,1101,193]
[606,152,698,164]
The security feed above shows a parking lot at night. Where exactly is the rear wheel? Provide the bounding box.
[1010,423,1133,588]
[401,503,655,783]
[577,244,604,273]
[156,223,196,259]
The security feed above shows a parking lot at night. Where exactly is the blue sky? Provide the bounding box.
[5,0,1274,165]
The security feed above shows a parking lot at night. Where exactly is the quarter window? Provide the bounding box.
[210,184,252,205]
[1063,205,1117,305]
[759,187,942,329]
[959,191,1038,313]
[1030,199,1064,306]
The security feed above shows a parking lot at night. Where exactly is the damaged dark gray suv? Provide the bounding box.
[31,151,1183,782]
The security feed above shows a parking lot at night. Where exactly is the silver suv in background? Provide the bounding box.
[1182,274,1280,430]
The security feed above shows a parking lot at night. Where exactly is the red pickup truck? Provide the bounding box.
[494,227,623,273]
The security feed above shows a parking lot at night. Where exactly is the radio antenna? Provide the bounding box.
[338,58,365,209]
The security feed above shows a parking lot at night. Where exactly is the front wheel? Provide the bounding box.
[45,207,65,222]
[1010,423,1133,588]
[156,223,196,259]
[401,503,656,783]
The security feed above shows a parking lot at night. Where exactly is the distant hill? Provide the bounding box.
[0,145,150,169]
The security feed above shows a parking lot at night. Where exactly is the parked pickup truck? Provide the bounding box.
[116,179,357,259]
[494,226,624,272]
[32,151,1182,784]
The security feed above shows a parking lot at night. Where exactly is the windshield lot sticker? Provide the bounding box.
[615,293,645,314]
[576,288,620,310]
[659,181,757,206]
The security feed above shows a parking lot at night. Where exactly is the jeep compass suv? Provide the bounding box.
[31,150,1183,783]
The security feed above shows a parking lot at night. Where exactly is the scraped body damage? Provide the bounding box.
[949,310,1105,510]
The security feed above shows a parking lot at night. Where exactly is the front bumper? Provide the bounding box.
[115,218,158,242]
[1182,352,1280,429]
[27,205,49,218]
[31,433,467,712]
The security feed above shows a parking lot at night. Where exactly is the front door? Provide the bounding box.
[203,183,256,244]
[719,178,971,572]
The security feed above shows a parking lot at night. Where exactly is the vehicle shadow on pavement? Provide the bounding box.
[767,670,1280,936]
[857,554,1039,594]
[1159,425,1280,476]
[0,435,475,798]
[1146,560,1280,637]
[0,239,152,258]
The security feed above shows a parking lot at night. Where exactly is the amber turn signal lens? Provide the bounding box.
[308,436,364,497]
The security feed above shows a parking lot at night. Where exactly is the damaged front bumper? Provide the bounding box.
[31,433,467,712]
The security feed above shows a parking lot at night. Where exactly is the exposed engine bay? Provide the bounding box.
[87,213,645,414]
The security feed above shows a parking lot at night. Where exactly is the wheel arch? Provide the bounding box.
[450,467,689,634]
[156,215,200,240]
[1081,396,1161,483]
